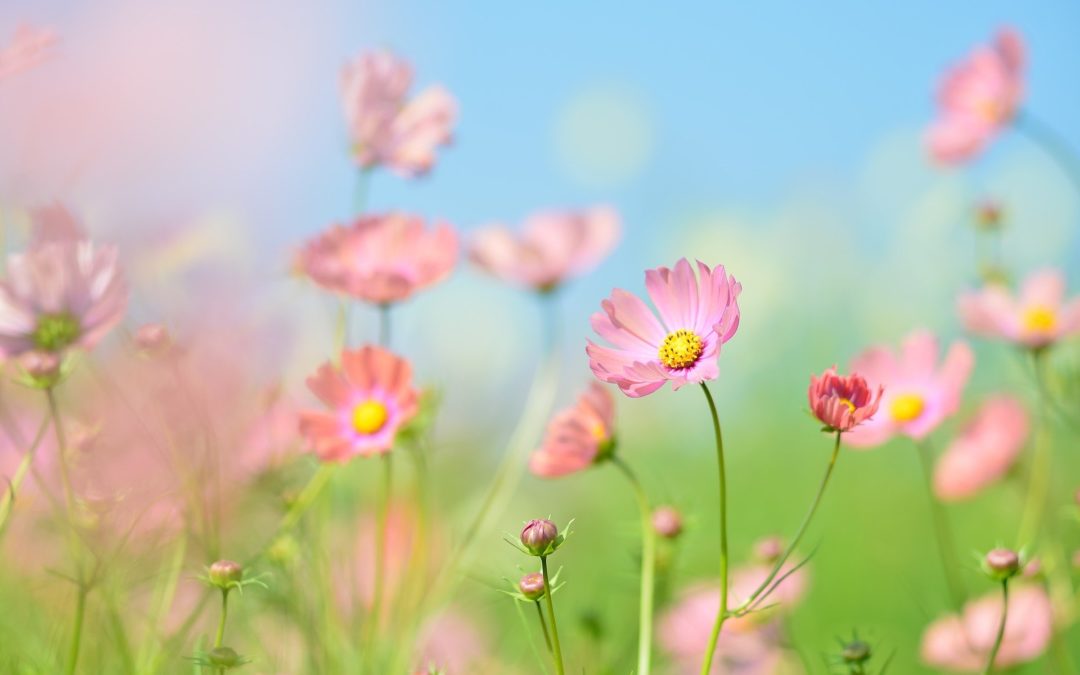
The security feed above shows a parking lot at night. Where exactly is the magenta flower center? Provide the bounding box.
[658,329,703,369]
[352,400,389,435]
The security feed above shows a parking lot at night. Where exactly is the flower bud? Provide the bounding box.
[18,350,61,387]
[209,646,241,669]
[841,639,871,664]
[208,559,244,589]
[520,519,558,555]
[135,323,171,355]
[651,505,683,539]
[518,571,546,600]
[983,548,1020,580]
[974,201,1003,232]
[754,536,784,563]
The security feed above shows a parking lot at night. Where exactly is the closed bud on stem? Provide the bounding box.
[841,639,872,665]
[651,505,683,539]
[208,646,241,669]
[974,201,1003,232]
[135,323,172,356]
[208,559,244,589]
[983,548,1020,580]
[520,519,558,556]
[518,571,546,600]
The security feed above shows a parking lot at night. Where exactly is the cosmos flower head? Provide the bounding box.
[807,367,882,433]
[958,269,1080,350]
[529,382,616,478]
[587,259,741,397]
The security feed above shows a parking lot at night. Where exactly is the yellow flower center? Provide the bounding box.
[1022,306,1057,333]
[589,420,607,442]
[890,393,925,423]
[658,329,703,369]
[352,400,389,435]
[838,397,856,413]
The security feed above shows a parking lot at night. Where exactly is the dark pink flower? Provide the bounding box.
[807,367,882,432]
[529,382,615,478]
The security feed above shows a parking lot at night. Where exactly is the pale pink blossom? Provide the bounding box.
[529,382,615,478]
[299,346,419,461]
[927,28,1024,164]
[934,395,1028,501]
[659,564,807,674]
[958,269,1080,349]
[0,24,56,81]
[845,331,973,448]
[296,213,458,305]
[587,259,741,397]
[340,50,457,177]
[0,236,128,359]
[413,609,493,674]
[921,585,1052,671]
[469,206,620,291]
[807,367,882,432]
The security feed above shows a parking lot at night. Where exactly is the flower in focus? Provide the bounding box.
[958,269,1080,349]
[0,24,56,81]
[587,259,741,397]
[934,395,1028,501]
[340,49,457,177]
[845,331,973,448]
[299,346,419,462]
[659,563,807,674]
[520,518,559,556]
[926,28,1024,164]
[518,571,546,601]
[469,206,620,292]
[921,585,1051,671]
[529,382,615,478]
[807,367,882,432]
[982,548,1021,581]
[0,237,128,361]
[296,213,458,305]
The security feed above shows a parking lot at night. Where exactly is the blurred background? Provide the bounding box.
[1,1,1080,673]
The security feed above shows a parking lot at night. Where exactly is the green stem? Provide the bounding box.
[214,590,229,648]
[512,597,550,675]
[611,456,655,675]
[916,441,967,613]
[732,430,843,615]
[534,601,553,653]
[540,556,565,675]
[370,453,393,638]
[698,383,729,675]
[0,414,51,536]
[65,586,87,675]
[982,580,1009,675]
[278,464,335,533]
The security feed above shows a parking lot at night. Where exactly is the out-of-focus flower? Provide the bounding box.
[237,384,300,477]
[413,609,492,674]
[659,562,807,674]
[845,331,973,448]
[958,269,1080,349]
[529,382,615,478]
[0,24,57,81]
[296,213,458,305]
[340,49,457,177]
[934,395,1028,501]
[982,548,1021,580]
[0,237,128,360]
[134,323,172,356]
[921,585,1051,671]
[299,346,419,462]
[807,367,882,432]
[752,536,784,564]
[926,28,1024,164]
[652,505,683,539]
[588,259,741,397]
[469,206,620,292]
[974,201,1004,232]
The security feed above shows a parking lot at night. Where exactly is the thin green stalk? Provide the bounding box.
[698,383,728,675]
[214,590,229,648]
[0,414,51,535]
[540,556,565,675]
[916,441,967,613]
[982,580,1009,674]
[65,586,87,675]
[278,464,336,533]
[732,430,843,615]
[534,601,553,652]
[512,597,550,675]
[611,456,655,675]
[369,453,393,640]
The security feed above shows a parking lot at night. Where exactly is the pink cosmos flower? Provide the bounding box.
[921,585,1052,671]
[807,367,883,432]
[587,259,741,397]
[469,206,620,291]
[934,395,1028,501]
[927,28,1024,164]
[296,213,458,305]
[529,382,615,478]
[340,49,457,177]
[659,563,807,675]
[299,345,419,461]
[844,331,974,448]
[0,237,128,360]
[413,609,493,674]
[0,24,57,81]
[958,269,1080,349]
